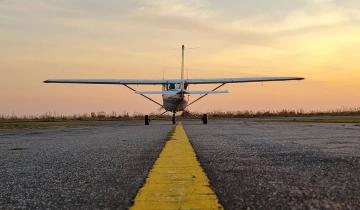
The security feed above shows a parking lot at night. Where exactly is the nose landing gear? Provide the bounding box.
[145,115,150,125]
[172,112,176,125]
[202,114,208,124]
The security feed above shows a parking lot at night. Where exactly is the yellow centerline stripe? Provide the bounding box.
[131,123,223,210]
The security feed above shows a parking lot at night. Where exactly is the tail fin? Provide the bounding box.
[181,45,185,91]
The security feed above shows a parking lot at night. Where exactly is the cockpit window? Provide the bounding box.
[169,83,175,90]
[166,83,181,90]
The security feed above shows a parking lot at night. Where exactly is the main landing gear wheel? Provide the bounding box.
[172,112,176,125]
[145,115,150,125]
[202,114,208,124]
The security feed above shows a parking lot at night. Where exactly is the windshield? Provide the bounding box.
[166,83,181,90]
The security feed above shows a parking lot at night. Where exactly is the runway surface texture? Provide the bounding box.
[1,119,360,209]
[0,121,172,209]
[184,120,360,209]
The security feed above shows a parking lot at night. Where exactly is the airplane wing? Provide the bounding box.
[183,77,304,84]
[44,79,168,85]
[44,77,304,85]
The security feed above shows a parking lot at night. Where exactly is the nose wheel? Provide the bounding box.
[202,114,208,124]
[172,112,176,125]
[145,115,150,125]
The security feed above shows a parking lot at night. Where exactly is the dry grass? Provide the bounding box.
[1,109,359,130]
[181,108,360,118]
[1,108,360,122]
[0,112,144,122]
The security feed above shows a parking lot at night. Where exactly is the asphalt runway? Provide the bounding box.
[1,119,360,209]
[184,119,360,209]
[0,121,172,209]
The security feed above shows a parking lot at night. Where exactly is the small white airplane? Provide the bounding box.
[44,45,304,125]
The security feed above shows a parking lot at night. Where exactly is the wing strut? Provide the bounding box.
[123,85,163,107]
[185,83,226,108]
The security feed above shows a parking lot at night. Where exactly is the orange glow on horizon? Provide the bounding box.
[1,1,359,115]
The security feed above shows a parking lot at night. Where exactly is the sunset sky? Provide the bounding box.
[1,0,360,115]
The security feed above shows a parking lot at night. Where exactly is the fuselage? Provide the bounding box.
[162,83,188,112]
[162,92,188,112]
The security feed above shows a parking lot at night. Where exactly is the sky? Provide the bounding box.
[1,0,360,115]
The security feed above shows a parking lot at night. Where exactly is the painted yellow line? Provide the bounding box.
[131,123,223,210]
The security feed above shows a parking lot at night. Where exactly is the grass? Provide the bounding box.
[1,108,360,130]
[0,112,144,123]
[187,108,360,118]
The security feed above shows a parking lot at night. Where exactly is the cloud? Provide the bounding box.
[1,0,359,48]
[134,0,212,19]
[230,7,359,34]
[114,0,359,50]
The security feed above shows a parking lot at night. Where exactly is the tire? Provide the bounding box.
[145,115,150,125]
[202,114,208,124]
[172,113,176,125]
